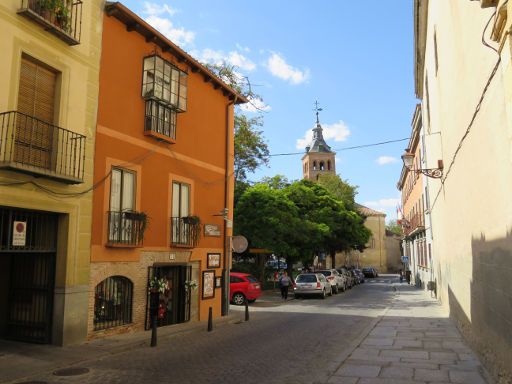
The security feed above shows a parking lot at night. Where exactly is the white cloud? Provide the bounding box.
[296,120,351,149]
[266,53,309,85]
[364,198,401,208]
[143,2,177,16]
[142,2,195,47]
[240,97,271,113]
[376,156,398,165]
[362,198,401,221]
[192,48,256,72]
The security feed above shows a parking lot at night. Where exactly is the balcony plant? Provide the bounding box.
[148,277,169,294]
[29,0,71,32]
[182,215,200,225]
[124,211,149,242]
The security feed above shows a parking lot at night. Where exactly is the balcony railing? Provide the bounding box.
[18,0,82,45]
[0,111,86,183]
[404,213,425,236]
[107,211,146,246]
[171,217,200,247]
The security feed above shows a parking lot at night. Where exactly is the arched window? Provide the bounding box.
[319,161,325,171]
[327,160,331,170]
[94,276,133,330]
[313,161,317,170]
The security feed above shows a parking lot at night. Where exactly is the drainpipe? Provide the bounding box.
[221,96,237,316]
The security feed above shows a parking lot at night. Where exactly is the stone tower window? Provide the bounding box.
[327,160,331,170]
[313,161,317,170]
[319,161,325,171]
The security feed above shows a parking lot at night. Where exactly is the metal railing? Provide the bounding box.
[18,0,82,45]
[144,100,177,141]
[0,111,86,183]
[171,217,200,247]
[404,213,425,236]
[107,211,146,246]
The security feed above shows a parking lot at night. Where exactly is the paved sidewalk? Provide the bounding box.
[0,313,239,384]
[324,282,493,384]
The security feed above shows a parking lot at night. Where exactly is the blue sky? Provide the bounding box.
[122,1,416,221]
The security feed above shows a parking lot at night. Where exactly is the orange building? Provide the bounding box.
[88,2,246,338]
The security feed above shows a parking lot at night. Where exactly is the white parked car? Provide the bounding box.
[317,269,346,294]
[294,273,332,299]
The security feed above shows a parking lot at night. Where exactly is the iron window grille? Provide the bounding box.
[144,100,177,141]
[0,111,86,184]
[17,0,82,45]
[94,276,133,330]
[142,55,187,112]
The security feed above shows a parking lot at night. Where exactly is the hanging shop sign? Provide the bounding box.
[12,221,27,246]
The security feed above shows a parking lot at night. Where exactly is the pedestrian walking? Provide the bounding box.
[279,271,293,300]
[399,269,404,283]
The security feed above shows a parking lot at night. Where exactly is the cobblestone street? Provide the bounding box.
[1,276,492,384]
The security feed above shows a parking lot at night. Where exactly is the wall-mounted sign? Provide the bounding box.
[13,221,27,246]
[204,224,221,237]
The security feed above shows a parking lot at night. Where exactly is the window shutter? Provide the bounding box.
[15,56,57,169]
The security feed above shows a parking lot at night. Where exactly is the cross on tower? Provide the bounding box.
[313,100,323,124]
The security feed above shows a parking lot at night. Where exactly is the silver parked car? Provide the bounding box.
[294,273,331,299]
[317,269,346,294]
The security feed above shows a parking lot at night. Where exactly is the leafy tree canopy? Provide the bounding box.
[317,173,358,211]
[386,219,403,236]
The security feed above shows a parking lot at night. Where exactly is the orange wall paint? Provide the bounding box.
[92,14,236,318]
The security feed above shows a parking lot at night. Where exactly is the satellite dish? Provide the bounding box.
[232,236,248,253]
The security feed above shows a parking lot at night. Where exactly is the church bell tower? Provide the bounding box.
[302,102,336,180]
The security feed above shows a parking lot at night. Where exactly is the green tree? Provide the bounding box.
[234,114,269,183]
[259,174,290,190]
[317,173,358,211]
[386,219,403,236]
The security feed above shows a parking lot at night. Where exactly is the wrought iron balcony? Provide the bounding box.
[0,111,86,184]
[171,217,200,247]
[17,0,82,45]
[107,211,147,246]
[403,213,425,237]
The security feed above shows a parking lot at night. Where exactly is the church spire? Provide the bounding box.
[307,101,332,153]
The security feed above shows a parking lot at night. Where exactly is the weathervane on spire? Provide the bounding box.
[313,100,323,125]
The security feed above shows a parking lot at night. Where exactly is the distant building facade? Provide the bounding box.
[300,111,399,272]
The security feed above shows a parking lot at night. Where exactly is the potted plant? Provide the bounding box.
[54,0,71,32]
[123,211,149,242]
[182,215,200,225]
[184,279,198,291]
[148,277,168,293]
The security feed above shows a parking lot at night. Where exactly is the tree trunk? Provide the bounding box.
[330,249,336,269]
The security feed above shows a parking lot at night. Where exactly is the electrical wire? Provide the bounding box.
[0,140,163,197]
[429,56,502,211]
[268,137,410,157]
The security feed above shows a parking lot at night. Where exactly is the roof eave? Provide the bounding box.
[104,2,248,104]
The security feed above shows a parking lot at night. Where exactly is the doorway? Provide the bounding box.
[145,265,191,329]
[0,207,58,344]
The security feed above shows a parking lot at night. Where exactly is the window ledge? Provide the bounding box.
[144,130,176,144]
[105,243,143,249]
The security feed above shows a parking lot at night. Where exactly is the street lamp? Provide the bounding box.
[401,151,444,179]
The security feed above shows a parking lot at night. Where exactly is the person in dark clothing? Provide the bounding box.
[279,271,293,300]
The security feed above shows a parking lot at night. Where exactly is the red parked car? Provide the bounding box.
[229,272,262,305]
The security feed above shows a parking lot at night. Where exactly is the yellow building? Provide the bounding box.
[412,0,512,381]
[0,0,103,345]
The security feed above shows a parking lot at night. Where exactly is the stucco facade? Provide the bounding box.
[88,3,244,338]
[0,0,103,345]
[413,0,512,381]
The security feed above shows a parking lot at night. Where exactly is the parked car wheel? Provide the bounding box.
[232,292,246,306]
[320,289,326,299]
